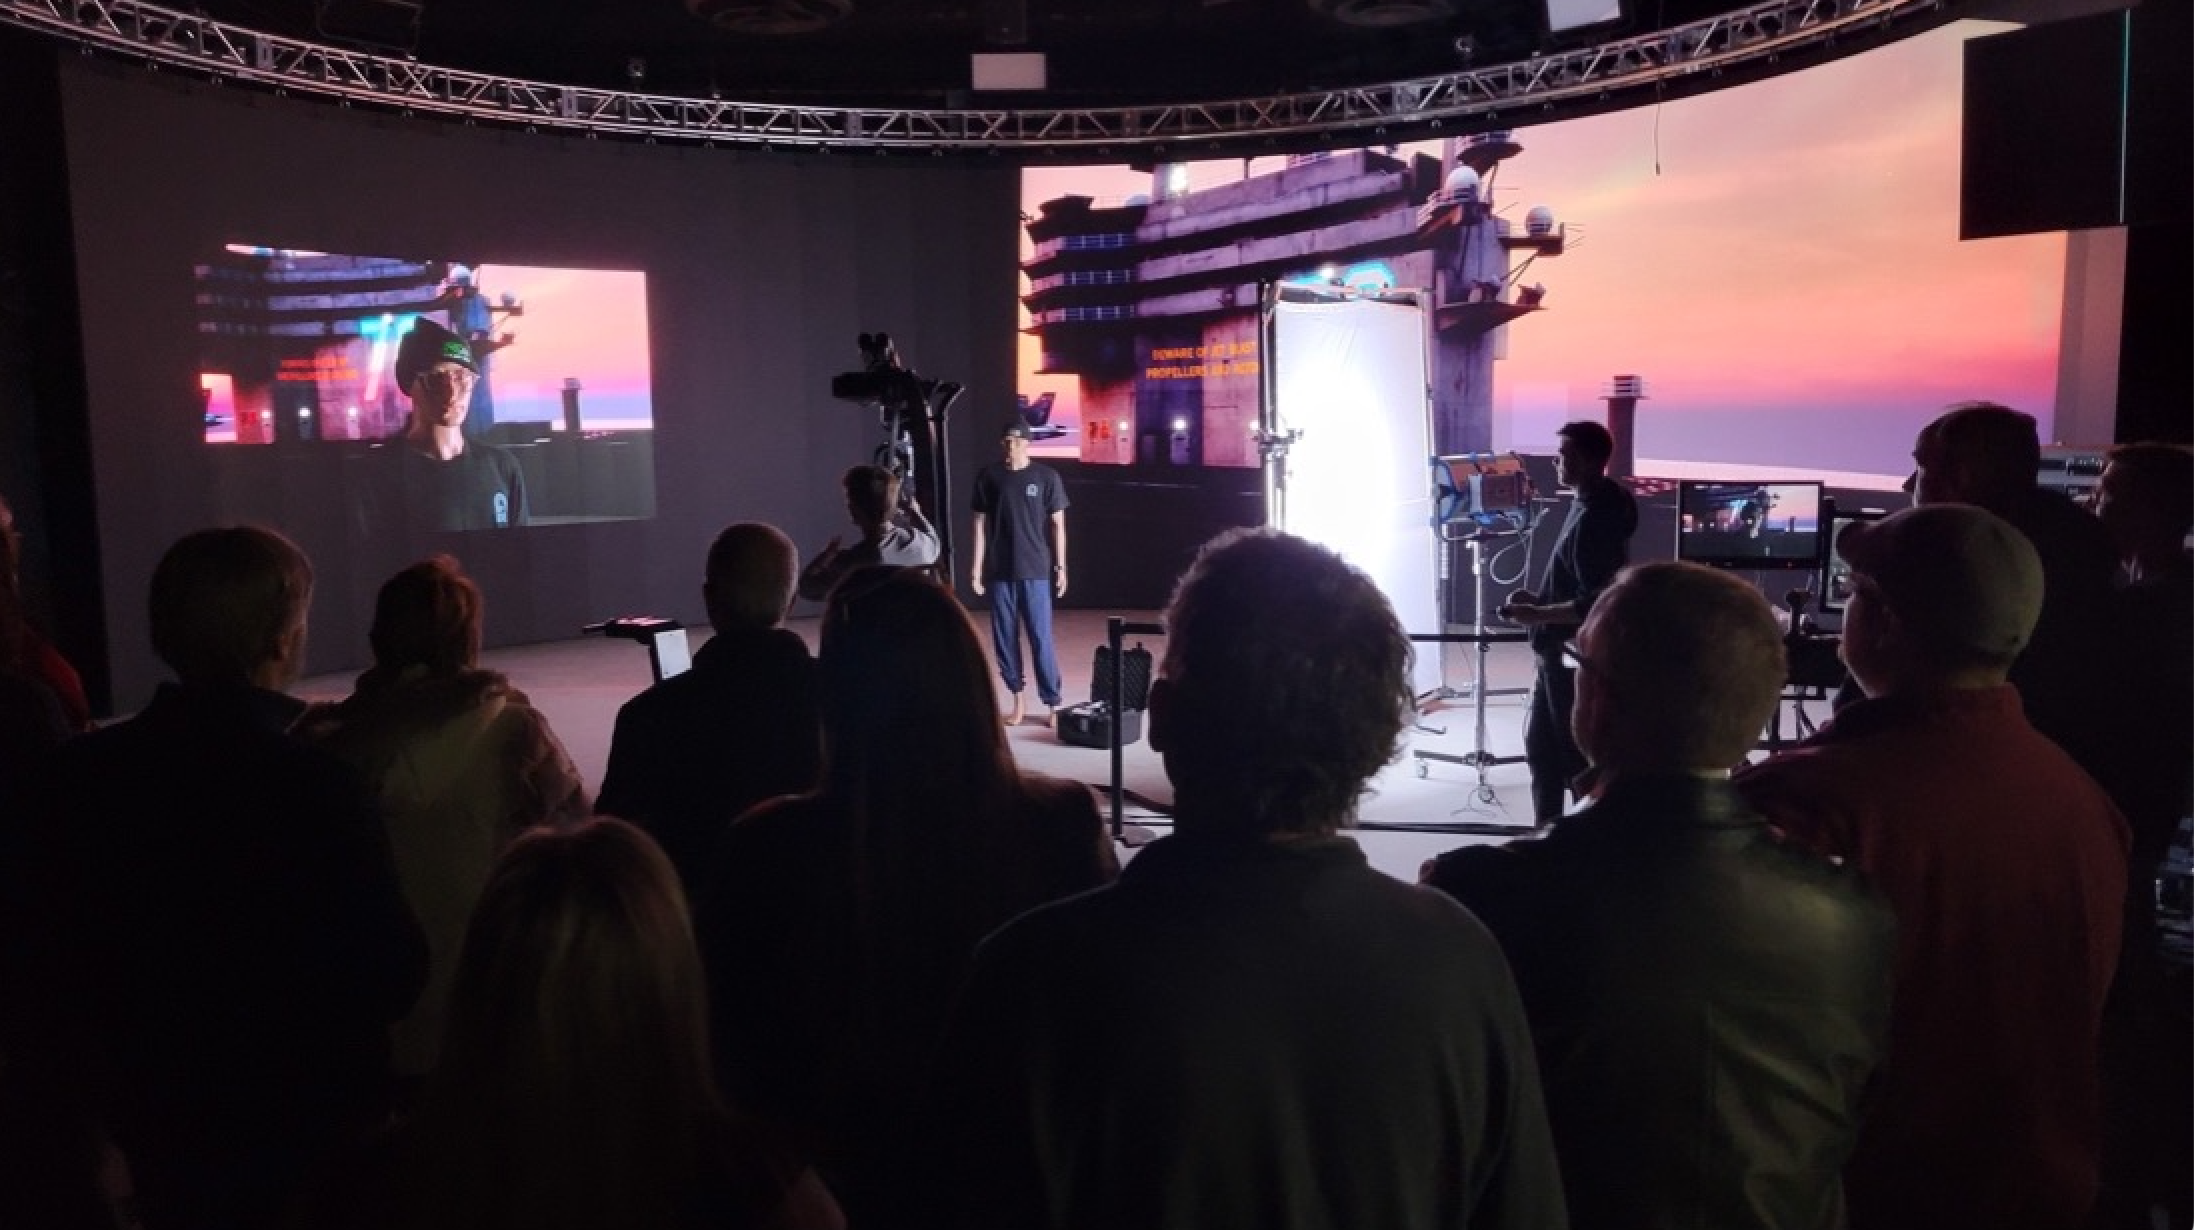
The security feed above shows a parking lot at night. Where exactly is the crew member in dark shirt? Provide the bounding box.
[1500,419,1638,822]
[357,319,529,533]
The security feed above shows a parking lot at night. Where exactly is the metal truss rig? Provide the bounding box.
[1,0,1947,152]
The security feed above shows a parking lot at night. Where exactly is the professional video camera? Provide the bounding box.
[1779,589,1845,692]
[829,331,964,569]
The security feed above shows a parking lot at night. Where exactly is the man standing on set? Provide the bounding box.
[971,420,1068,727]
[1500,419,1637,823]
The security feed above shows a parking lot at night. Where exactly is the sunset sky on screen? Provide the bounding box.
[1018,21,2065,483]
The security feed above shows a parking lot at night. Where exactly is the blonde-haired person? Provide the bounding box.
[301,819,841,1230]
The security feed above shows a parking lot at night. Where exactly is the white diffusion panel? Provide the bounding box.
[1271,295,1441,696]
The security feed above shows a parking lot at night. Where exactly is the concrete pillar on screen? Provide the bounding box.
[561,378,583,434]
[1602,374,1645,479]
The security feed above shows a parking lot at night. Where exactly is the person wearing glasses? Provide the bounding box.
[358,319,530,534]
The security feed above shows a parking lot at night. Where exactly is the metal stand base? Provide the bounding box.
[1411,533,1529,798]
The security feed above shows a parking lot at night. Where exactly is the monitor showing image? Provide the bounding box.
[1817,505,1890,612]
[195,246,657,528]
[1676,480,1826,571]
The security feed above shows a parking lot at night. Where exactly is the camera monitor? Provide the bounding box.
[1817,505,1889,613]
[1675,480,1827,571]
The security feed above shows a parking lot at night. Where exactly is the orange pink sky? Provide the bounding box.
[474,263,653,430]
[1018,21,2065,483]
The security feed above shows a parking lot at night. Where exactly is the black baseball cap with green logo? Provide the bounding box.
[395,318,479,392]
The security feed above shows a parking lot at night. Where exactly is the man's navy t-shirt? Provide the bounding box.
[972,462,1068,581]
[358,443,530,534]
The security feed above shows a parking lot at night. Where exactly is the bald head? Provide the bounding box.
[702,523,797,633]
[1573,563,1786,774]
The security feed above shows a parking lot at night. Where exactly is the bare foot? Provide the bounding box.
[1004,694,1026,726]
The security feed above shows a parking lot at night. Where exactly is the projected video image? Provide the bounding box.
[194,247,656,527]
[1676,480,1825,570]
[1018,22,2062,484]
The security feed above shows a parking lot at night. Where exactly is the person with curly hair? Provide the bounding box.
[924,528,1564,1230]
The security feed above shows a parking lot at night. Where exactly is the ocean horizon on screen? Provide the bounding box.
[1018,20,2062,486]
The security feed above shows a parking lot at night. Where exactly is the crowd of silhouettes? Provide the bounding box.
[0,401,2185,1230]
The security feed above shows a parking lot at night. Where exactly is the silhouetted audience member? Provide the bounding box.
[1500,419,1638,821]
[296,554,590,1083]
[1425,562,1895,1230]
[0,493,89,795]
[2091,440,2194,877]
[597,523,822,895]
[8,526,426,1230]
[797,465,941,602]
[1903,402,2119,778]
[301,819,841,1230]
[925,529,1564,1230]
[2088,440,2192,1230]
[0,1045,135,1230]
[699,566,1113,1226]
[1736,506,2127,1230]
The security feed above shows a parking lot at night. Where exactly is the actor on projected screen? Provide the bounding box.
[1499,419,1637,823]
[970,421,1068,727]
[368,320,529,533]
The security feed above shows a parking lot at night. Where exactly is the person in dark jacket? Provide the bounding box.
[6,525,427,1230]
[2088,441,2192,1230]
[924,530,1563,1230]
[1903,402,2118,777]
[1426,561,1895,1230]
[597,522,822,896]
[700,566,1113,1227]
[1499,419,1638,821]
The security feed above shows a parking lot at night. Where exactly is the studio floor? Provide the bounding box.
[299,610,1583,881]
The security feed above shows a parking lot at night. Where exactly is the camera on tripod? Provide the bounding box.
[830,333,955,426]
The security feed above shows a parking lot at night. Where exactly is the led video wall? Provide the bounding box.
[1017,20,2066,489]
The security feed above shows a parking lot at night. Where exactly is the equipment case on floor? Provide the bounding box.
[1057,643,1153,748]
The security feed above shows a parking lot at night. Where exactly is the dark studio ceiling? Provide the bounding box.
[202,0,1759,107]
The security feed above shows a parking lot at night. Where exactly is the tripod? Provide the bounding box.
[1413,528,1530,799]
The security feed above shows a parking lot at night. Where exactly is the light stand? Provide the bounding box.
[1413,452,1539,801]
[1411,528,1530,799]
[1253,425,1304,529]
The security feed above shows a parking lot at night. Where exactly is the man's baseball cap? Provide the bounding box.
[1001,420,1033,440]
[1836,503,2043,663]
[395,318,478,392]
